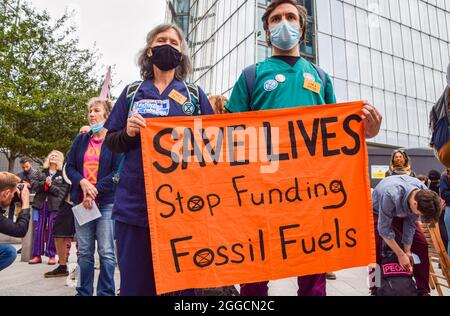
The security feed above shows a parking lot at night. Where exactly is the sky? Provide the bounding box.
[30,0,167,97]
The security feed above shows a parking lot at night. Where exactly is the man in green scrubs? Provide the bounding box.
[225,48,336,110]
[226,0,382,296]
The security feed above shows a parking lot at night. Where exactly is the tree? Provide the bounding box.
[0,0,101,171]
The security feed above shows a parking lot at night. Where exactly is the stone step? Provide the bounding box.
[0,233,21,244]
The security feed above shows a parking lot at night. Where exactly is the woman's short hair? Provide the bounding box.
[87,97,113,120]
[43,150,65,171]
[0,172,21,192]
[137,23,192,81]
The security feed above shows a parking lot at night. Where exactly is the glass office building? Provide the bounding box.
[167,0,450,148]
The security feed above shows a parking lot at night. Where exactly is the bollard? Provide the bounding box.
[21,194,34,262]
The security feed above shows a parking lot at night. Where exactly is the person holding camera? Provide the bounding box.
[0,172,31,271]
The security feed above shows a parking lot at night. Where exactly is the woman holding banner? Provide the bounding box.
[104,23,214,296]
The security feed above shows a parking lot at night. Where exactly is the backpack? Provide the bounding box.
[430,88,450,167]
[376,241,418,296]
[112,80,201,187]
[242,62,328,110]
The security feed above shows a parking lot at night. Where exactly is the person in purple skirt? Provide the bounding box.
[29,150,69,265]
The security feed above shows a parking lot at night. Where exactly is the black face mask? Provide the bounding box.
[150,44,182,71]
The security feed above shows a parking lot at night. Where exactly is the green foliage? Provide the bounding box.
[0,0,101,168]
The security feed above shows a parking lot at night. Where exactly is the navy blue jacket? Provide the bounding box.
[66,132,123,206]
[440,174,450,206]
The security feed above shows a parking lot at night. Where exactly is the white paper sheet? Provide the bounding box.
[72,201,101,226]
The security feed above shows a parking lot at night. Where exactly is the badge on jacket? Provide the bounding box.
[264,79,278,92]
[168,89,187,105]
[133,99,170,116]
[182,102,195,115]
[303,79,321,94]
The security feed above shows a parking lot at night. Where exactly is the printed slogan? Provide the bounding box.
[140,101,376,294]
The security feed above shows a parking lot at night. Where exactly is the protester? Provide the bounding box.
[66,97,122,296]
[29,150,68,265]
[385,150,416,177]
[44,182,73,278]
[11,157,39,255]
[428,170,441,194]
[104,23,214,296]
[17,157,39,193]
[0,172,30,272]
[225,0,381,296]
[8,157,38,221]
[421,171,448,257]
[439,168,450,257]
[429,62,450,167]
[60,123,92,279]
[429,169,448,250]
[371,175,441,296]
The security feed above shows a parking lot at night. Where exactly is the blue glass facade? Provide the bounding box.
[167,0,450,148]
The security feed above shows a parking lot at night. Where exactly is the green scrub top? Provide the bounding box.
[225,57,336,113]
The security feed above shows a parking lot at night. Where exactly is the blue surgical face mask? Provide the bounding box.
[269,20,302,51]
[90,121,105,134]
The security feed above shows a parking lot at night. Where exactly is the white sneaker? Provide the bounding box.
[66,263,78,287]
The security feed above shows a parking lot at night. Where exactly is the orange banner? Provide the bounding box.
[141,101,376,294]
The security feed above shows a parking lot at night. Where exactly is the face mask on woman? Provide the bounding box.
[269,20,302,51]
[90,121,105,134]
[150,44,182,71]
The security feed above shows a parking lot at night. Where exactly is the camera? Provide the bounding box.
[11,183,24,204]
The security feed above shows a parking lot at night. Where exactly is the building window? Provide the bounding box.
[344,4,358,43]
[359,46,372,86]
[317,33,333,75]
[330,0,345,39]
[356,8,369,47]
[257,44,270,62]
[332,37,347,80]
[379,18,393,54]
[385,92,398,131]
[348,82,361,101]
[173,0,189,13]
[346,42,360,82]
[406,97,419,136]
[371,50,383,89]
[316,0,331,34]
[382,53,395,92]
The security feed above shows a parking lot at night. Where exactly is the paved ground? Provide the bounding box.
[0,243,447,296]
[0,244,120,296]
